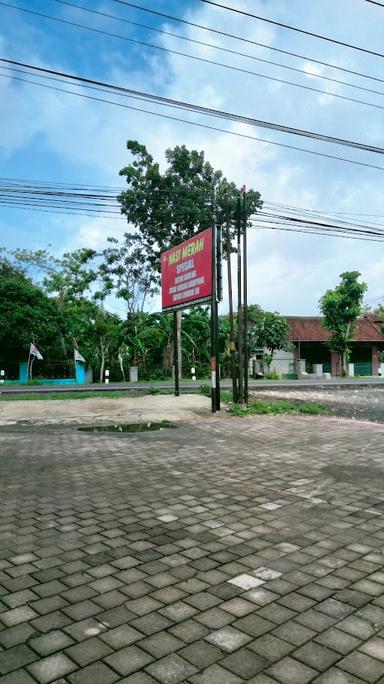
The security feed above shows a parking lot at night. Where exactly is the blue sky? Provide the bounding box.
[1,0,384,315]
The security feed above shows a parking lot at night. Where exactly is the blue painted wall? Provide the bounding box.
[1,361,88,385]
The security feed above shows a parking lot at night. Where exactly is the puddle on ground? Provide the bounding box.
[78,421,176,433]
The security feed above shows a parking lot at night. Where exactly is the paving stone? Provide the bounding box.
[64,635,112,666]
[294,640,340,671]
[296,608,336,633]
[0,669,37,683]
[248,633,293,661]
[221,647,270,678]
[257,602,296,624]
[131,613,173,636]
[205,625,252,652]
[27,653,77,683]
[359,636,384,661]
[0,644,38,675]
[0,606,38,627]
[139,632,184,659]
[337,615,377,640]
[168,618,209,644]
[315,627,361,655]
[0,624,37,649]
[190,663,243,683]
[63,617,107,642]
[117,674,157,684]
[68,661,119,684]
[4,408,384,684]
[338,651,384,681]
[313,667,367,683]
[273,620,317,646]
[100,624,144,649]
[159,601,198,623]
[195,607,233,629]
[267,655,318,683]
[221,597,256,617]
[233,614,275,638]
[228,574,265,590]
[178,639,223,668]
[29,631,74,656]
[145,653,197,683]
[104,645,153,676]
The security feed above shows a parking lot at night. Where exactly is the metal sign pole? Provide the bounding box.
[211,224,219,412]
[173,311,180,397]
[243,187,249,405]
[237,196,244,404]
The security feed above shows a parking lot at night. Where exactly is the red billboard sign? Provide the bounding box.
[161,228,213,312]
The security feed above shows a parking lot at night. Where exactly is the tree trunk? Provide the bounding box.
[342,350,348,376]
[59,332,68,359]
[99,339,106,383]
[176,309,182,380]
[118,351,126,381]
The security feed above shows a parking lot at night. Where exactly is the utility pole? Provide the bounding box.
[243,186,249,404]
[211,188,220,412]
[225,197,238,403]
[237,195,243,404]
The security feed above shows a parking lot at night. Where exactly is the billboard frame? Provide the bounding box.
[160,226,221,412]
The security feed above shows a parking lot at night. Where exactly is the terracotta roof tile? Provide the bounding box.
[286,316,384,343]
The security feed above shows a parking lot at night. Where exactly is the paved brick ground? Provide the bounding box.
[1,415,384,683]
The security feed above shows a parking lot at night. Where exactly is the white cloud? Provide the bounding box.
[1,0,384,315]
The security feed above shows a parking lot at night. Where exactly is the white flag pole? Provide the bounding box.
[27,349,31,381]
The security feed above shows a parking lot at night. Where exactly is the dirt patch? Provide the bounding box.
[0,394,211,427]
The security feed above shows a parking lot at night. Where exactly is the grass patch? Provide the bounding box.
[0,391,131,401]
[0,387,180,401]
[230,398,325,416]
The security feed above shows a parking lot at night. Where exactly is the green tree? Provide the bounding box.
[251,311,291,373]
[0,278,61,363]
[320,271,367,375]
[118,141,262,271]
[99,234,158,315]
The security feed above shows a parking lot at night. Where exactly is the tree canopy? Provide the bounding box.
[320,271,367,374]
[118,140,262,273]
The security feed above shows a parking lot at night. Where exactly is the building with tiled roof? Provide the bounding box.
[286,316,384,376]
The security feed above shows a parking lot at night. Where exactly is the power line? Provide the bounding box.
[109,0,384,87]
[202,0,384,59]
[250,223,384,243]
[254,211,384,237]
[1,58,384,156]
[363,0,384,6]
[45,0,384,100]
[4,2,384,113]
[2,71,384,176]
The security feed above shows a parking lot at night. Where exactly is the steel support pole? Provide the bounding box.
[237,196,243,404]
[243,188,249,404]
[173,311,180,397]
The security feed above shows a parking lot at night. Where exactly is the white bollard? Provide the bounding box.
[0,369,4,385]
[105,369,110,384]
[191,367,196,381]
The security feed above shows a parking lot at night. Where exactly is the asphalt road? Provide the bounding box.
[2,377,384,394]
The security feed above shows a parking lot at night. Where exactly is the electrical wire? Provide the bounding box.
[363,0,384,6]
[45,0,384,100]
[202,0,384,59]
[250,223,384,243]
[1,58,384,155]
[2,70,384,175]
[3,1,384,114]
[109,0,384,87]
